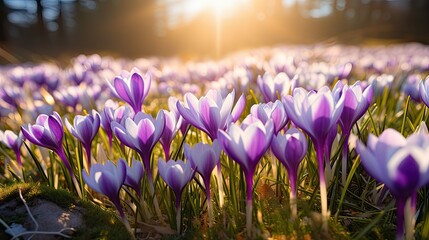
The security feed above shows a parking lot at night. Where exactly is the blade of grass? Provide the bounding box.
[23,142,48,184]
[335,156,361,221]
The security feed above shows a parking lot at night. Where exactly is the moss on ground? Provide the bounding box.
[0,182,133,240]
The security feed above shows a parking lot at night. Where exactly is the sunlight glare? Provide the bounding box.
[204,0,248,17]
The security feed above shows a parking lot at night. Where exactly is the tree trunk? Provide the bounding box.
[0,0,6,42]
[36,0,45,32]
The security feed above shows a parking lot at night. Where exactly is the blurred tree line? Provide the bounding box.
[0,0,428,60]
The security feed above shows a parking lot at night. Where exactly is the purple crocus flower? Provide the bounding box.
[53,86,80,110]
[418,76,429,107]
[356,129,429,239]
[283,85,345,228]
[0,86,23,110]
[401,74,422,102]
[100,100,134,150]
[168,96,188,135]
[218,119,274,237]
[112,110,165,219]
[176,89,245,209]
[112,111,165,181]
[249,100,288,134]
[159,109,182,160]
[83,159,127,219]
[65,110,101,168]
[21,111,73,176]
[158,158,195,234]
[176,89,245,140]
[109,68,151,113]
[184,139,221,227]
[337,82,373,185]
[271,128,307,219]
[123,158,144,197]
[257,72,296,103]
[0,130,24,168]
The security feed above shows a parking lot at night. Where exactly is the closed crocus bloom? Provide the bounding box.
[337,81,373,185]
[401,74,422,102]
[356,129,429,240]
[283,85,345,229]
[53,86,80,110]
[184,140,221,198]
[257,72,296,103]
[418,76,429,107]
[338,82,373,137]
[271,128,307,195]
[250,100,288,134]
[0,130,24,168]
[21,111,72,176]
[177,89,245,140]
[158,158,195,234]
[218,119,274,237]
[160,109,182,160]
[271,128,307,219]
[123,159,144,197]
[167,96,188,134]
[65,110,101,167]
[158,158,195,205]
[83,159,127,218]
[100,100,134,150]
[109,68,151,113]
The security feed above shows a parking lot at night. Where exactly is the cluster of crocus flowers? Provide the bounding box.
[356,127,429,240]
[4,44,429,239]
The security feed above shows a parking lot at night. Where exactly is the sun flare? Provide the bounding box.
[204,0,248,16]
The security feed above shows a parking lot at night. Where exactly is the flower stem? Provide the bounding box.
[316,144,329,232]
[405,195,416,240]
[57,148,82,198]
[84,144,92,169]
[245,172,254,238]
[216,163,224,208]
[396,197,406,240]
[341,134,349,186]
[289,170,297,220]
[204,177,214,227]
[147,172,163,221]
[142,154,163,221]
[175,197,181,235]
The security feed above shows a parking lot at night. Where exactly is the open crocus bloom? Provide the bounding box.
[83,159,127,217]
[109,68,151,113]
[356,128,429,239]
[177,89,245,140]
